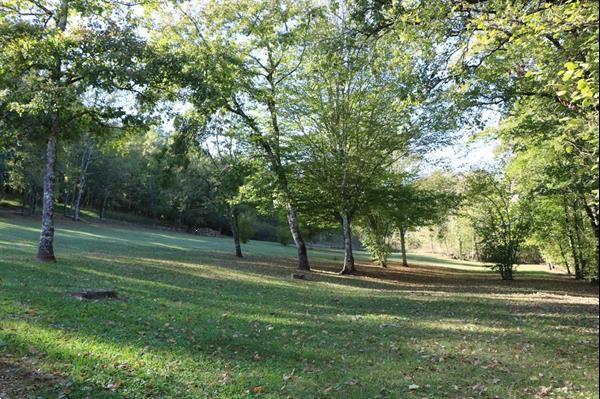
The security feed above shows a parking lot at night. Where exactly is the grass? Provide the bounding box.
[0,214,598,399]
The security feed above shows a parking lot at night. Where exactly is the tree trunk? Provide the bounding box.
[564,198,583,279]
[582,200,599,275]
[399,226,409,267]
[73,145,92,221]
[100,190,109,219]
[73,180,85,221]
[63,186,70,217]
[73,183,83,221]
[339,212,355,274]
[37,128,58,262]
[566,228,583,279]
[557,240,572,275]
[230,205,243,258]
[286,204,309,270]
[501,265,513,281]
[21,191,27,216]
[572,206,587,279]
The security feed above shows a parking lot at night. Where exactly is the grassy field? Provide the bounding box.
[1,214,598,399]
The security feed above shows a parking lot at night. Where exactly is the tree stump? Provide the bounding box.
[68,289,123,300]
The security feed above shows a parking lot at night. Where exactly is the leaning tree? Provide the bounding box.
[154,0,320,271]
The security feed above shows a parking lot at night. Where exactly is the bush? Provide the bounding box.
[277,225,291,246]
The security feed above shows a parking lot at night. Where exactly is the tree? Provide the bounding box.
[352,0,598,274]
[0,0,149,261]
[156,0,319,270]
[359,173,460,267]
[289,0,463,274]
[5,140,44,215]
[290,19,407,273]
[457,0,598,277]
[465,170,531,280]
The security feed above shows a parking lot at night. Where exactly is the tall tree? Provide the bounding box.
[359,174,460,268]
[464,170,532,281]
[174,111,255,257]
[0,0,149,261]
[290,2,458,274]
[156,0,319,270]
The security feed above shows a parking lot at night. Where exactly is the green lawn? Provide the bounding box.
[1,215,598,398]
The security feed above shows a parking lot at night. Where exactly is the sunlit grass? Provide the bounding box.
[0,215,598,398]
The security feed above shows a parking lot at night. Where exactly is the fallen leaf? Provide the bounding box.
[251,386,264,393]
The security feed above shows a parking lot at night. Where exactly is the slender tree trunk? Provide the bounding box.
[339,212,355,274]
[564,198,583,279]
[100,190,109,219]
[73,145,92,221]
[63,186,70,217]
[557,240,572,275]
[21,191,26,216]
[31,189,37,215]
[37,128,58,262]
[566,229,582,279]
[230,205,243,258]
[572,206,587,279]
[286,204,309,270]
[582,200,599,275]
[399,226,408,267]
[501,264,513,281]
[73,183,84,221]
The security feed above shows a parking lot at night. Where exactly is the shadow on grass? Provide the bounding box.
[2,262,596,399]
[1,216,598,398]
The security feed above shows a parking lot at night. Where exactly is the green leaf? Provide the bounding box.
[564,61,577,70]
[564,145,573,154]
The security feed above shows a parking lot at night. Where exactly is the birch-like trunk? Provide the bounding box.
[73,145,93,221]
[339,212,355,274]
[37,127,58,262]
[100,189,109,219]
[287,204,309,270]
[399,226,408,267]
[230,205,243,258]
[37,0,68,262]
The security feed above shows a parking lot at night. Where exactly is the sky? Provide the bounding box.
[423,136,500,173]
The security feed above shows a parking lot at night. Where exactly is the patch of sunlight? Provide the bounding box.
[150,242,189,251]
[312,274,404,293]
[421,320,514,335]
[481,291,599,305]
[229,311,313,328]
[57,229,116,240]
[71,266,194,292]
[0,221,39,233]
[0,239,34,248]
[364,288,599,305]
[4,320,207,376]
[144,232,209,244]
[134,256,304,289]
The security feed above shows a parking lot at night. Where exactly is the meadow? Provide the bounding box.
[1,214,598,398]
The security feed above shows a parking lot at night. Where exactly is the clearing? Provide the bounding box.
[0,215,598,398]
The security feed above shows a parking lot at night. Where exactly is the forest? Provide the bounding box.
[0,0,598,398]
